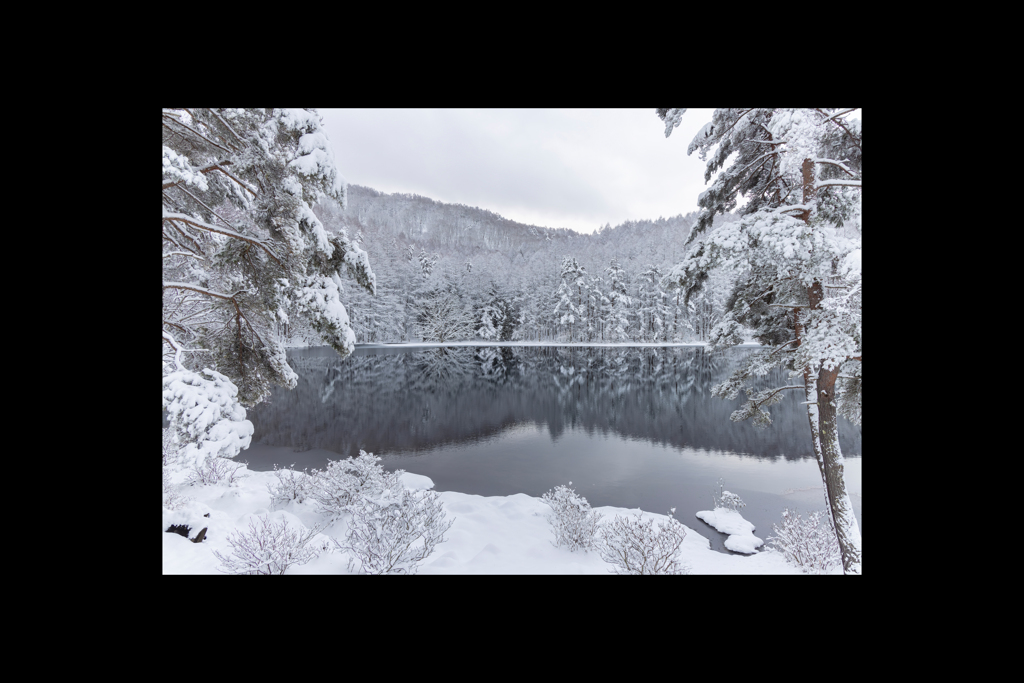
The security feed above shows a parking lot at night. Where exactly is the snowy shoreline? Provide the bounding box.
[282,341,766,349]
[163,462,814,574]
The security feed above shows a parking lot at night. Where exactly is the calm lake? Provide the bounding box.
[240,344,862,554]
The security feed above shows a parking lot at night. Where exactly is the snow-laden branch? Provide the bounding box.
[812,158,857,177]
[211,164,258,197]
[163,330,185,369]
[163,282,245,301]
[775,204,810,215]
[162,114,233,154]
[816,179,861,189]
[737,150,781,177]
[162,159,233,190]
[207,109,246,149]
[163,251,204,260]
[819,108,857,124]
[162,211,281,265]
[173,184,241,232]
[815,108,862,153]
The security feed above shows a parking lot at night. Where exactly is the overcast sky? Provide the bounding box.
[318,109,860,236]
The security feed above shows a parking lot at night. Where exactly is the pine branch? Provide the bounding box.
[210,164,258,197]
[207,109,246,150]
[818,108,857,123]
[162,114,233,154]
[162,159,234,190]
[812,158,857,177]
[815,108,862,153]
[816,179,861,189]
[162,211,281,265]
[173,183,241,231]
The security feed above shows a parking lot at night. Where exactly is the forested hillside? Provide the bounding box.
[304,184,742,344]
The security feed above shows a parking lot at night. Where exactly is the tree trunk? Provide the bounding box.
[817,365,862,573]
[798,156,860,574]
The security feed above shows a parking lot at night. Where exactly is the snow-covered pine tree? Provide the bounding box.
[163,108,375,463]
[605,260,633,342]
[657,108,862,573]
[554,257,588,342]
[476,282,519,341]
[639,265,667,342]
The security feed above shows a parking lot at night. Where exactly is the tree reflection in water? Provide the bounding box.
[248,345,860,462]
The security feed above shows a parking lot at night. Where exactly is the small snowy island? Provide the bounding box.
[695,482,764,554]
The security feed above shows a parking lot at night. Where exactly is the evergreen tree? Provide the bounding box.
[605,260,633,341]
[163,108,375,463]
[657,107,862,572]
[554,257,588,342]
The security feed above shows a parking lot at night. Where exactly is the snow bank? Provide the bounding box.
[163,462,799,574]
[695,508,764,554]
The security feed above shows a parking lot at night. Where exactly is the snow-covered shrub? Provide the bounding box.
[337,484,454,575]
[162,467,193,511]
[598,510,690,575]
[766,508,840,575]
[187,456,248,487]
[214,514,327,575]
[267,464,318,508]
[542,482,602,552]
[163,367,254,467]
[308,451,400,518]
[711,478,746,511]
[162,427,180,468]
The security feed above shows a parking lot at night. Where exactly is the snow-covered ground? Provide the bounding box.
[163,462,807,574]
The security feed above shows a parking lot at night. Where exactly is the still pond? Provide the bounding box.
[240,344,862,554]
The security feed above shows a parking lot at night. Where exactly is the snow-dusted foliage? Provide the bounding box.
[711,478,745,512]
[187,455,248,487]
[163,108,376,463]
[542,483,603,552]
[766,508,840,575]
[162,467,193,511]
[415,282,474,342]
[308,451,401,518]
[598,510,690,575]
[337,484,454,575]
[214,513,327,575]
[267,464,318,508]
[162,367,254,465]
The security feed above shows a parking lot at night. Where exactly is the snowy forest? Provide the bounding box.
[299,186,740,345]
[163,108,862,575]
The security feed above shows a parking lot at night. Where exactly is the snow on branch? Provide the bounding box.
[163,251,204,260]
[162,159,233,190]
[162,211,281,264]
[812,158,857,177]
[731,385,805,428]
[162,113,233,154]
[816,179,861,189]
[818,108,857,124]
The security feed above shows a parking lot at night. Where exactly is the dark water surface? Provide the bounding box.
[243,345,862,554]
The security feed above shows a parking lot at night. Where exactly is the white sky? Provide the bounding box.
[319,109,860,235]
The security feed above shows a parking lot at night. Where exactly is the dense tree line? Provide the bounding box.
[306,185,742,345]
